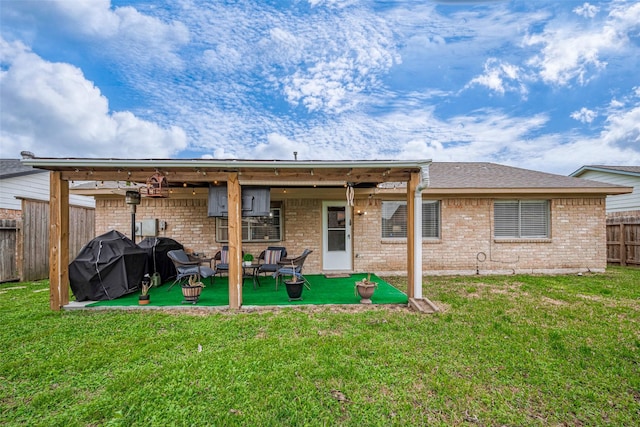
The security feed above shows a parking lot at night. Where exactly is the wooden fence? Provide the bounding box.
[606,217,640,266]
[0,199,94,283]
[0,219,18,282]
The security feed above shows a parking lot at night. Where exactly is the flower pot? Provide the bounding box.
[181,285,203,304]
[284,279,304,301]
[355,280,377,304]
[138,295,150,305]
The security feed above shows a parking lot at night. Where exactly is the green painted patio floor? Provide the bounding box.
[87,273,407,307]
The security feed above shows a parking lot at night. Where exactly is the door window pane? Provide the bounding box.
[328,230,346,251]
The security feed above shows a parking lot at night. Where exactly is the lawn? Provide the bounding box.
[0,267,638,426]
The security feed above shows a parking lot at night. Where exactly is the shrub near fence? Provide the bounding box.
[606,217,640,266]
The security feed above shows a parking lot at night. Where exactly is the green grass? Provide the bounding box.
[1,267,639,426]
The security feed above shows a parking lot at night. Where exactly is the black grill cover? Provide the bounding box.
[69,230,148,301]
[137,237,184,283]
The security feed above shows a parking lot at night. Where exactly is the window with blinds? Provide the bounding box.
[494,200,549,238]
[381,200,440,238]
[216,207,282,242]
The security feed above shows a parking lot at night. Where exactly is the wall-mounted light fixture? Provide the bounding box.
[356,209,367,216]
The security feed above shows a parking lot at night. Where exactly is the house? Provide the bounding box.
[0,155,95,218]
[570,165,640,266]
[570,165,640,219]
[21,156,631,310]
[0,154,95,282]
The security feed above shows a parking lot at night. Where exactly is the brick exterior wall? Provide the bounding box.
[94,194,607,276]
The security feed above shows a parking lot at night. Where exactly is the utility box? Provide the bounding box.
[140,219,158,237]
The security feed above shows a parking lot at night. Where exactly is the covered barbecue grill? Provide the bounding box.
[137,237,184,284]
[69,230,148,301]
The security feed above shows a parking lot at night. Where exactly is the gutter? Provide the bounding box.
[410,163,440,313]
[413,165,430,300]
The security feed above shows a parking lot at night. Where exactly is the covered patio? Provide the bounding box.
[21,156,433,311]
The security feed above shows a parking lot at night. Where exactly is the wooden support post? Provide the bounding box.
[406,172,420,299]
[227,173,242,309]
[49,172,69,310]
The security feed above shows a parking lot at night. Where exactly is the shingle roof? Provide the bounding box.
[0,159,44,179]
[426,162,626,190]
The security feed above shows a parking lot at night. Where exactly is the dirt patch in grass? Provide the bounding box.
[576,294,640,311]
[156,303,414,317]
[540,296,568,306]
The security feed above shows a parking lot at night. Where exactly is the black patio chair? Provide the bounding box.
[166,249,215,290]
[257,246,287,276]
[213,245,244,278]
[273,249,313,291]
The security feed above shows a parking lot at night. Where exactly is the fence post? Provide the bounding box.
[620,223,626,266]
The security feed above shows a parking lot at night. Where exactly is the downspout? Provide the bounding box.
[413,165,430,299]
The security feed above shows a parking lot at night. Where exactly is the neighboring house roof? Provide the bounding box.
[570,165,640,178]
[1,158,96,209]
[568,165,640,214]
[0,159,44,179]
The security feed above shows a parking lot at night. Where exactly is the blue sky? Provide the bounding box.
[1,0,639,175]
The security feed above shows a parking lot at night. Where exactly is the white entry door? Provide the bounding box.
[322,201,352,271]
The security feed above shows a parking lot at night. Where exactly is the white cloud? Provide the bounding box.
[307,0,359,8]
[524,1,640,86]
[279,13,399,114]
[251,133,313,160]
[525,26,613,86]
[0,38,187,158]
[3,0,189,68]
[601,106,640,150]
[573,3,599,19]
[570,107,597,123]
[466,58,527,96]
[608,1,640,30]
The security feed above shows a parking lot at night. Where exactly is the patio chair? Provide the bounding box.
[257,246,287,276]
[273,249,313,291]
[213,245,244,278]
[166,249,216,290]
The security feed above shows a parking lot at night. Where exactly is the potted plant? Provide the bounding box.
[181,274,205,304]
[243,253,254,266]
[355,273,377,304]
[139,274,151,305]
[284,261,304,301]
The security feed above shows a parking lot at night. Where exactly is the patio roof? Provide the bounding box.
[21,155,431,311]
[20,157,430,187]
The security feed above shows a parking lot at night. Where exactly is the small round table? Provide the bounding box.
[242,263,261,289]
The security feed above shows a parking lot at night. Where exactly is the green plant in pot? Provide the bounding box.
[243,253,254,266]
[355,273,377,304]
[181,274,205,304]
[139,274,151,305]
[284,261,304,301]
